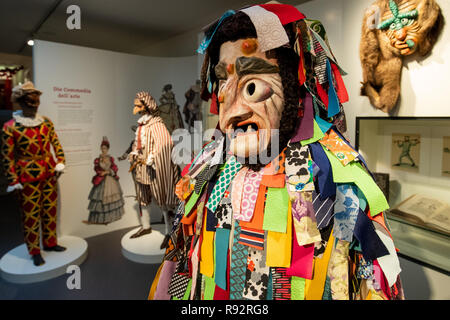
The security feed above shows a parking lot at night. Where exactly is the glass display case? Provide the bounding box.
[356,117,450,273]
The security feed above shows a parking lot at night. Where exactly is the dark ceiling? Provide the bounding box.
[0,0,311,58]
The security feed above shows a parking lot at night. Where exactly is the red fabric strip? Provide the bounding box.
[330,62,349,104]
[210,92,219,115]
[258,4,306,25]
[316,79,329,107]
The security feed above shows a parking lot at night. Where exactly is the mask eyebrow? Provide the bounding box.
[214,61,228,80]
[235,56,279,78]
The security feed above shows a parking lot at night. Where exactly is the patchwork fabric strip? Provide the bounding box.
[240,169,264,222]
[333,184,359,242]
[215,228,231,290]
[353,209,389,261]
[240,5,289,52]
[309,142,336,199]
[271,267,291,300]
[229,220,249,300]
[356,257,373,280]
[195,191,208,236]
[291,192,321,246]
[243,248,270,300]
[312,33,327,84]
[312,191,336,229]
[168,272,190,300]
[232,167,248,220]
[215,203,233,230]
[285,141,315,192]
[319,130,359,166]
[194,165,209,195]
[314,222,333,258]
[238,227,265,250]
[328,239,350,300]
[206,156,242,214]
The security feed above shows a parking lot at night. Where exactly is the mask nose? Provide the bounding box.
[395,28,407,41]
[223,102,254,131]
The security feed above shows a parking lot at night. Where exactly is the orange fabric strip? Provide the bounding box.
[260,173,286,188]
[181,207,198,225]
[240,185,267,230]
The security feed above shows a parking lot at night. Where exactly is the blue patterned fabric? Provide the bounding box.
[333,184,359,242]
[229,220,249,300]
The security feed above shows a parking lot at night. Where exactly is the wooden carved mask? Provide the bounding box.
[360,0,443,113]
[217,38,284,159]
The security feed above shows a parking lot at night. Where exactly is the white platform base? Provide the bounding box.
[0,235,88,284]
[121,224,166,264]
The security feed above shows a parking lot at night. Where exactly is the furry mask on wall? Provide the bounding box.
[360,0,443,113]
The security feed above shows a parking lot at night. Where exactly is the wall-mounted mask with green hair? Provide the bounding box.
[359,0,443,113]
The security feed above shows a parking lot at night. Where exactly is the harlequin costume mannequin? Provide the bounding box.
[1,82,66,266]
[150,4,405,301]
[128,91,180,249]
[85,136,125,224]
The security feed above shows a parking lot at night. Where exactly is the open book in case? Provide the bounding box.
[356,117,450,272]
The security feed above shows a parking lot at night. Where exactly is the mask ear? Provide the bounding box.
[415,0,443,56]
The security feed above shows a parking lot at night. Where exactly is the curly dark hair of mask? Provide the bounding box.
[204,12,303,155]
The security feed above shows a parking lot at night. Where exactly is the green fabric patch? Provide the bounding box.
[321,145,389,216]
[263,186,290,233]
[301,120,325,146]
[291,276,306,300]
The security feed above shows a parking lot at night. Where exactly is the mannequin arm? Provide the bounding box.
[1,124,20,186]
[47,118,66,167]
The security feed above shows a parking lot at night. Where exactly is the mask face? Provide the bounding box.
[217,38,284,159]
[377,0,427,56]
[133,98,146,115]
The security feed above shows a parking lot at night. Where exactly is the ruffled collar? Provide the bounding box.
[137,113,153,125]
[13,110,45,127]
[137,113,162,126]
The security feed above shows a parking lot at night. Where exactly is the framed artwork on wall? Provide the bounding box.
[356,117,450,272]
[391,133,421,172]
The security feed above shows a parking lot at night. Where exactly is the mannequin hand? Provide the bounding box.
[146,154,155,167]
[6,183,23,193]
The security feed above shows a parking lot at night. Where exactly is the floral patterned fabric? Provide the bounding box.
[327,240,350,300]
[319,130,358,166]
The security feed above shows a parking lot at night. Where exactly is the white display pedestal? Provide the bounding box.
[121,224,166,264]
[0,235,88,284]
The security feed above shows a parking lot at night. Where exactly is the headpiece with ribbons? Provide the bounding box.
[197,3,349,135]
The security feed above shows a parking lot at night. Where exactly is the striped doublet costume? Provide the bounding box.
[131,112,179,210]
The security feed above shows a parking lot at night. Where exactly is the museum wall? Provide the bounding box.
[298,0,450,145]
[33,40,198,239]
[297,0,450,300]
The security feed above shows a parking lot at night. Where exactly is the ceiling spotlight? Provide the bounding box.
[27,40,34,46]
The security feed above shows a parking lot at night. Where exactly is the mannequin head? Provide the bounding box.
[134,91,158,117]
[133,98,146,115]
[100,137,110,155]
[205,12,301,162]
[12,82,42,118]
[101,144,109,155]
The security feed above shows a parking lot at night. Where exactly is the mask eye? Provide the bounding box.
[242,79,274,103]
[390,22,396,30]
